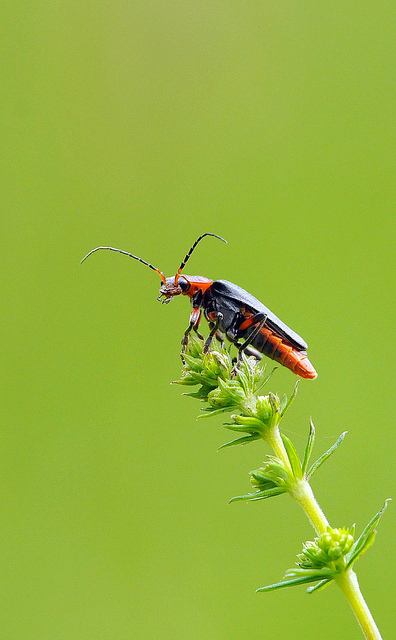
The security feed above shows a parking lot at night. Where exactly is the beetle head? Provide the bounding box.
[157,275,190,304]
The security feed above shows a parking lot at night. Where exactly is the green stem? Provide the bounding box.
[265,424,382,640]
[290,479,329,534]
[265,425,329,534]
[264,425,292,471]
[336,569,382,640]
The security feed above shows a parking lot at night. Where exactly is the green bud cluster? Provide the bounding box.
[298,527,355,570]
[207,378,246,409]
[251,459,292,492]
[230,456,293,503]
[173,336,233,400]
[257,501,390,595]
[174,335,287,446]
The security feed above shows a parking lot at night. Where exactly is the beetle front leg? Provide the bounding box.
[181,307,202,357]
[203,312,223,354]
[192,310,204,341]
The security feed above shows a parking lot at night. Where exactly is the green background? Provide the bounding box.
[2,2,395,638]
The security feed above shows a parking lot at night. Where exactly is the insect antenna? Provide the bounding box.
[174,233,227,283]
[80,246,166,284]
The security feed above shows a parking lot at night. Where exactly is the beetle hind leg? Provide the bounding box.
[231,313,268,372]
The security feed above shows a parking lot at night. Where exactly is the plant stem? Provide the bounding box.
[290,479,329,534]
[336,569,382,640]
[265,425,329,534]
[264,425,292,471]
[265,424,382,640]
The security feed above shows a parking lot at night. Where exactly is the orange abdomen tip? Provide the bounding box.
[257,328,318,380]
[293,355,318,380]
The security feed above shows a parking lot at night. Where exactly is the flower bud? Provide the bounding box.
[207,386,236,409]
[254,395,273,423]
[298,527,355,571]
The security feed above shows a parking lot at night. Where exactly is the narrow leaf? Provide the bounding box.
[230,487,286,503]
[249,488,287,501]
[250,471,279,484]
[182,388,211,398]
[197,406,238,419]
[302,418,316,474]
[280,381,299,417]
[224,423,261,434]
[256,573,329,592]
[306,431,347,480]
[218,433,261,449]
[285,568,335,578]
[268,392,280,414]
[237,370,249,395]
[230,415,266,430]
[307,578,333,594]
[346,532,376,568]
[172,378,198,386]
[249,481,277,493]
[180,354,203,371]
[255,367,277,394]
[346,499,391,568]
[281,434,303,479]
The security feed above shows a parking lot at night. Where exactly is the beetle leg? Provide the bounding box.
[194,328,204,340]
[203,312,223,354]
[215,330,225,349]
[236,313,268,364]
[192,309,204,340]
[234,341,263,360]
[181,307,202,358]
[243,345,263,359]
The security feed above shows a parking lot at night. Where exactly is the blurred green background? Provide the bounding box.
[2,2,395,638]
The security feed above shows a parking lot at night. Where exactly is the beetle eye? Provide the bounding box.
[179,277,189,291]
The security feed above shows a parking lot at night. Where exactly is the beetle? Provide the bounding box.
[81,233,317,379]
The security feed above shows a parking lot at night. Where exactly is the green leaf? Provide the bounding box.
[172,378,197,386]
[256,572,331,593]
[284,567,336,578]
[182,388,211,399]
[249,479,276,492]
[249,488,287,501]
[306,431,347,480]
[182,354,204,371]
[230,414,266,431]
[346,499,391,568]
[197,406,238,419]
[218,433,261,449]
[255,367,277,394]
[229,486,287,503]
[224,423,261,434]
[250,459,290,486]
[280,381,299,417]
[302,418,316,474]
[281,434,303,480]
[179,371,205,384]
[307,578,333,594]
[268,392,281,414]
[217,377,245,402]
[250,470,279,484]
[237,370,249,395]
[345,532,377,568]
